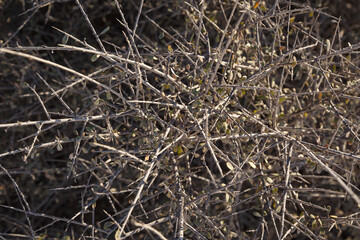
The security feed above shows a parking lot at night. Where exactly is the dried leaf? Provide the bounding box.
[225,193,230,202]
[226,162,234,170]
[248,161,256,169]
[326,39,331,53]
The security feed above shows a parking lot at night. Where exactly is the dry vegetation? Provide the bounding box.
[1,0,360,239]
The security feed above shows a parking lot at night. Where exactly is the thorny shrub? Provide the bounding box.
[1,0,360,239]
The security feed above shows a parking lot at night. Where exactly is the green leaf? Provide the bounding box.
[106,91,112,100]
[278,96,286,104]
[168,45,174,53]
[173,145,184,155]
[159,32,164,39]
[115,228,121,240]
[56,143,63,151]
[94,98,100,105]
[253,211,262,217]
[260,4,267,11]
[275,205,281,213]
[257,95,266,101]
[99,26,110,36]
[312,219,317,229]
[103,221,113,230]
[91,54,100,62]
[62,35,69,44]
